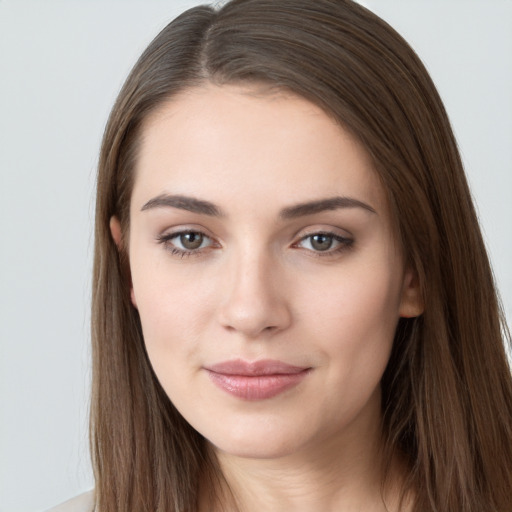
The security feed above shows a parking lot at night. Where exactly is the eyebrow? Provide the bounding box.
[279,196,376,218]
[141,194,224,216]
[141,194,376,217]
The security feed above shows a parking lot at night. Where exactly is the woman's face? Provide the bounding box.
[118,84,421,460]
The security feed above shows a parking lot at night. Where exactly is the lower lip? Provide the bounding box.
[206,370,310,400]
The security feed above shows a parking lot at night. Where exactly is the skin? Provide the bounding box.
[111,84,422,511]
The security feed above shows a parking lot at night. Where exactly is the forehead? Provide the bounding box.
[132,84,387,217]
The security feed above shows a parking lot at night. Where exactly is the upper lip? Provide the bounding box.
[205,359,309,376]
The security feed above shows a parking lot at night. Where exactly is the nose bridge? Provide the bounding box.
[218,242,291,337]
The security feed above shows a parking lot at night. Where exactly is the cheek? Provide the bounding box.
[294,258,403,396]
[129,254,219,377]
[132,281,200,400]
[298,260,403,339]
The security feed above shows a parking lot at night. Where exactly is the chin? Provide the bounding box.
[213,438,300,460]
[204,418,311,460]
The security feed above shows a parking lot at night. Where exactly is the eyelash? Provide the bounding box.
[156,230,354,259]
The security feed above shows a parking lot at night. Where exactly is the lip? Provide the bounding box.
[204,359,311,400]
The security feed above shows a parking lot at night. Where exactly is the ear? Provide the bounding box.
[109,216,137,309]
[399,269,424,318]
[109,215,123,249]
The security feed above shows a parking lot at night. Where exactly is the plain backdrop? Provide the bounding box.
[0,1,511,511]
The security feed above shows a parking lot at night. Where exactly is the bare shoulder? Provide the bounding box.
[44,490,95,512]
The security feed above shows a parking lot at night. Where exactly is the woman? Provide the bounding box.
[51,0,512,510]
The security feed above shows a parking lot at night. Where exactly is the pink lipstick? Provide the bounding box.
[204,359,310,400]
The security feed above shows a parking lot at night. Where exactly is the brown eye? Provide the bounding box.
[179,232,204,250]
[310,234,334,251]
[157,229,216,257]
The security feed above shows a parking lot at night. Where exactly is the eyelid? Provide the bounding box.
[291,220,353,236]
[155,224,354,259]
[157,223,219,242]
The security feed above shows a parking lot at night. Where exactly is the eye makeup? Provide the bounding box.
[156,227,354,260]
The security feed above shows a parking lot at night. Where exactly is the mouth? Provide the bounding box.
[204,359,311,401]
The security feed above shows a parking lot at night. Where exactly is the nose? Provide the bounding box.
[217,249,292,339]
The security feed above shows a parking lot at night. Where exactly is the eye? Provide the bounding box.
[295,232,353,255]
[157,230,216,257]
[305,233,335,251]
[175,232,207,250]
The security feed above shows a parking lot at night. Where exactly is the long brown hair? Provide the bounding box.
[91,1,512,510]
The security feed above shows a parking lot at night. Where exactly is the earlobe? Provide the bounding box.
[399,269,424,318]
[110,216,123,250]
[109,216,138,309]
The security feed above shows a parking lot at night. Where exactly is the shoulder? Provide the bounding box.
[44,490,95,512]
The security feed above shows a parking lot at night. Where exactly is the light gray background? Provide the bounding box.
[1,1,511,511]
